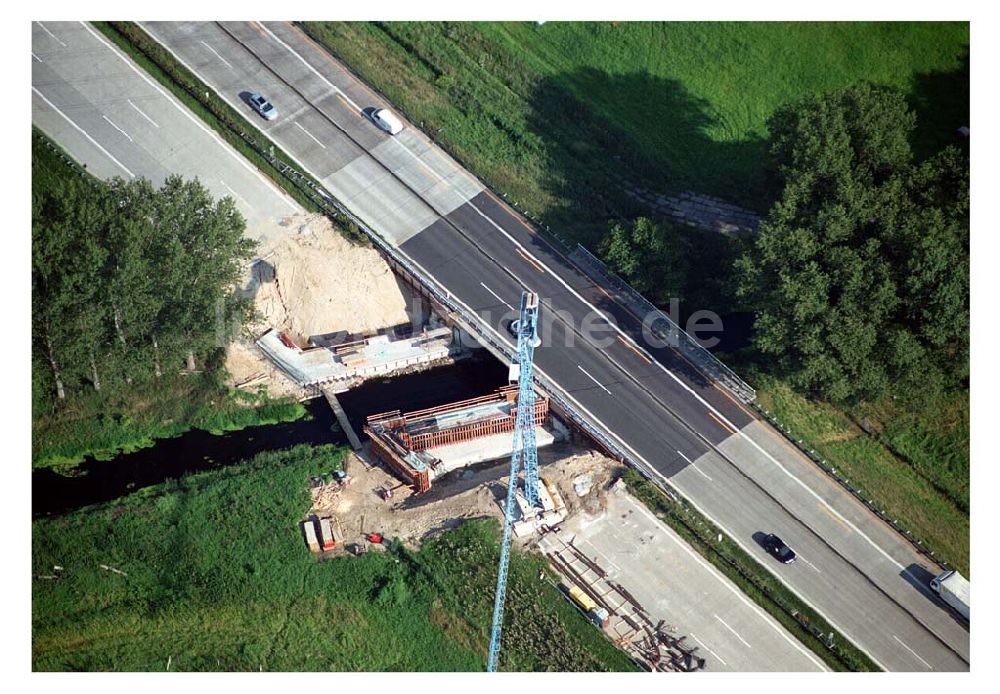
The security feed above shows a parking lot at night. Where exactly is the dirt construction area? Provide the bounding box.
[223,213,413,397]
[308,440,826,672]
[311,443,615,549]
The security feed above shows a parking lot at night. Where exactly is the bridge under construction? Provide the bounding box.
[364,385,555,493]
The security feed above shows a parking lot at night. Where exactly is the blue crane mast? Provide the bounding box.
[486,290,541,672]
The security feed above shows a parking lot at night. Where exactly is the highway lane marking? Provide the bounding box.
[818,502,853,533]
[712,382,758,420]
[707,410,736,434]
[101,115,134,143]
[798,555,822,574]
[624,498,826,670]
[335,93,364,118]
[220,180,253,212]
[91,23,300,214]
[293,121,327,149]
[36,22,67,47]
[32,86,135,178]
[676,449,712,481]
[287,22,384,102]
[617,335,652,364]
[254,15,923,609]
[690,633,727,666]
[256,22,364,114]
[169,20,925,663]
[577,365,612,395]
[139,22,890,666]
[199,40,235,70]
[31,52,42,63]
[479,282,514,311]
[644,346,910,574]
[714,614,752,649]
[892,635,933,670]
[127,99,160,129]
[461,145,914,581]
[393,139,447,184]
[515,248,546,274]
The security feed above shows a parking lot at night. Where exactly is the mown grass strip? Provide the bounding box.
[753,375,968,574]
[620,467,880,672]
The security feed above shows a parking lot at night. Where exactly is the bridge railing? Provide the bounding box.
[568,244,756,403]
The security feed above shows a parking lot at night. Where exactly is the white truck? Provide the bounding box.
[930,570,969,621]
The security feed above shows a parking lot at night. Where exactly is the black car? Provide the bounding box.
[762,533,797,564]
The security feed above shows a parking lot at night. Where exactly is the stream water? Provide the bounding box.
[32,353,509,518]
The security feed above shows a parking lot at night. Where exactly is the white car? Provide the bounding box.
[371,108,404,135]
[249,93,278,121]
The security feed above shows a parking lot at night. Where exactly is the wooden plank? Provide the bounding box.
[323,387,363,450]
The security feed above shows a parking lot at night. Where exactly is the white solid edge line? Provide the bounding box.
[627,498,828,671]
[83,22,300,214]
[257,21,456,193]
[32,86,135,178]
[132,23,879,671]
[256,22,363,113]
[466,191,908,574]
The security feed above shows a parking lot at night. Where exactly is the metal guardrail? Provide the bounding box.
[568,244,756,403]
[103,22,683,511]
[751,402,952,573]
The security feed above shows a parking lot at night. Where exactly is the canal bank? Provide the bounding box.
[33,353,510,517]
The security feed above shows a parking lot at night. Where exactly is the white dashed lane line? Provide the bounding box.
[293,121,327,149]
[102,115,134,143]
[714,614,752,649]
[36,22,67,47]
[32,86,135,178]
[127,99,160,128]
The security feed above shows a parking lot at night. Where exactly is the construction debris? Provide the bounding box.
[99,564,127,577]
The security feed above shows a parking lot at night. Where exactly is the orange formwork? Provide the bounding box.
[364,386,549,493]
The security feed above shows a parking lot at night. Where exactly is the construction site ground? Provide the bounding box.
[311,441,827,672]
[224,213,415,398]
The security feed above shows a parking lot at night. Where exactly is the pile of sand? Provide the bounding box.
[224,213,411,395]
[245,213,410,346]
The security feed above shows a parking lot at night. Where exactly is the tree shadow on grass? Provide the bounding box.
[525,67,770,246]
[908,49,969,162]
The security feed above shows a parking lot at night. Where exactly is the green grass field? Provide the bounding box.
[304,20,969,571]
[303,21,968,237]
[755,377,969,573]
[32,445,635,671]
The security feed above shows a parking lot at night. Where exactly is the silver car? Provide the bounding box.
[249,93,278,121]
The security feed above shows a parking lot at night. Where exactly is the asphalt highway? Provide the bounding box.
[38,21,969,671]
[31,21,300,245]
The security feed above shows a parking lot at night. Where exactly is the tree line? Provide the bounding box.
[602,83,969,406]
[32,158,255,408]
